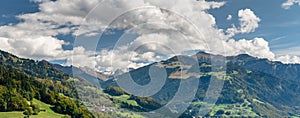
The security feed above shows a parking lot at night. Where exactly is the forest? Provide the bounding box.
[0,66,94,118]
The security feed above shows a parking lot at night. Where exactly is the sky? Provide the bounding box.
[208,0,300,56]
[0,0,299,73]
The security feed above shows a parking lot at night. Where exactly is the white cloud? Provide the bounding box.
[226,15,232,20]
[238,9,261,33]
[65,47,97,68]
[69,0,230,72]
[282,0,300,9]
[86,49,156,73]
[0,36,69,60]
[0,0,105,60]
[276,55,300,64]
[224,38,275,59]
[18,0,227,37]
[226,9,261,36]
[0,0,299,73]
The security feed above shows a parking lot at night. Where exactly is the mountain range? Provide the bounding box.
[1,49,300,117]
[88,52,300,117]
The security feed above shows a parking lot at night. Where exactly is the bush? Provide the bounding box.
[54,95,94,118]
[23,107,33,116]
[104,86,127,96]
[215,109,225,115]
[30,102,40,115]
[23,109,30,115]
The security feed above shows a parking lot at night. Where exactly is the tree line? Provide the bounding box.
[0,66,94,118]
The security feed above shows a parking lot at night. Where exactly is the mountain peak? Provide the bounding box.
[195,51,211,57]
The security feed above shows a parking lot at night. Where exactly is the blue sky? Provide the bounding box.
[208,0,300,56]
[0,0,38,25]
[0,0,299,69]
[1,0,298,55]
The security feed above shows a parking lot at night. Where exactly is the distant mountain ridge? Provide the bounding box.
[6,48,299,117]
[100,51,300,117]
[0,50,69,80]
[196,51,300,80]
[0,50,95,117]
[227,53,300,81]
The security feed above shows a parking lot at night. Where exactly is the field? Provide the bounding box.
[0,99,68,118]
[0,111,25,118]
[209,103,258,117]
[188,101,258,117]
[115,111,145,118]
[111,95,139,107]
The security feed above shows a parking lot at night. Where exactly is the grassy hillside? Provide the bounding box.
[0,50,94,118]
[102,53,300,117]
[0,99,67,118]
[31,99,68,118]
[0,111,25,118]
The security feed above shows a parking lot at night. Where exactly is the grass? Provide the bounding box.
[188,101,258,117]
[191,101,204,105]
[232,71,239,75]
[246,70,252,74]
[31,99,69,118]
[209,103,258,117]
[113,95,139,107]
[0,99,68,118]
[237,89,243,93]
[200,63,212,68]
[0,111,24,118]
[115,111,145,118]
[252,98,264,104]
[291,114,300,118]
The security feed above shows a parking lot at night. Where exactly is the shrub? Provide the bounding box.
[215,109,225,115]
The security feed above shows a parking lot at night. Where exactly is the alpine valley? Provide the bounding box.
[1,50,300,118]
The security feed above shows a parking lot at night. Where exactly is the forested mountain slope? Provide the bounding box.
[0,50,94,118]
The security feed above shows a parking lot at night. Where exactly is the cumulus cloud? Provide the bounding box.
[282,0,300,9]
[0,0,104,60]
[0,36,68,60]
[224,38,275,59]
[64,47,97,68]
[0,0,299,73]
[276,55,300,64]
[64,47,160,73]
[238,9,261,33]
[226,15,232,20]
[226,9,261,36]
[0,0,271,70]
[71,0,230,72]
